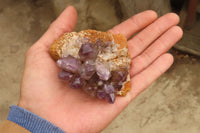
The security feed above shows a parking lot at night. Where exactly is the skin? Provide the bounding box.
[18,6,183,133]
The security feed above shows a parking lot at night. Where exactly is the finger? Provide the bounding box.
[130,26,183,76]
[36,6,77,49]
[128,13,180,58]
[109,10,157,39]
[129,53,174,100]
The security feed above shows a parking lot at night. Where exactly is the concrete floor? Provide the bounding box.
[0,1,200,133]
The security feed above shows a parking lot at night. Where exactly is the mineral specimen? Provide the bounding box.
[50,30,131,104]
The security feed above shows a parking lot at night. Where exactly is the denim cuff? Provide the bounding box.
[7,105,65,133]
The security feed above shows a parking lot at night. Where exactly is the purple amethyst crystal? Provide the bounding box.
[88,73,99,85]
[106,93,115,104]
[57,55,81,73]
[79,60,96,80]
[96,63,111,81]
[79,43,98,60]
[103,83,115,94]
[97,90,106,99]
[83,85,97,97]
[112,82,123,91]
[69,75,86,89]
[111,70,128,82]
[58,70,74,81]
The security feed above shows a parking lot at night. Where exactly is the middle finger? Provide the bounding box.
[128,13,180,58]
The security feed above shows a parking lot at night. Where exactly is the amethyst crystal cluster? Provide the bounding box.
[57,39,128,104]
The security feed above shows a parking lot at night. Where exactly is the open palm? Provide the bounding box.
[18,6,183,133]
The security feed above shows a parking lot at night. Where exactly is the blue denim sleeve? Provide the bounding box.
[7,105,65,133]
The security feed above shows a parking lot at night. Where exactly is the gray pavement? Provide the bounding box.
[0,1,200,133]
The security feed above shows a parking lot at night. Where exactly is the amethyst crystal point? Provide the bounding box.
[97,90,106,99]
[88,73,99,85]
[79,60,96,80]
[78,43,98,60]
[83,85,97,97]
[111,70,128,82]
[96,63,111,81]
[112,82,123,91]
[69,75,86,89]
[106,93,115,104]
[57,55,81,73]
[58,70,74,81]
[103,83,115,94]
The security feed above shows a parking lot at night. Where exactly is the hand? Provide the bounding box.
[18,6,183,133]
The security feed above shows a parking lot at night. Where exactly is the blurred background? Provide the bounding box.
[0,0,200,132]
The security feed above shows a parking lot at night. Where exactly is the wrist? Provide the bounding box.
[18,98,48,123]
[18,98,62,131]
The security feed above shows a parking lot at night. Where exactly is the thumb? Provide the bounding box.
[35,6,77,49]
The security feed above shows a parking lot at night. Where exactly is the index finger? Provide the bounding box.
[109,10,157,39]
